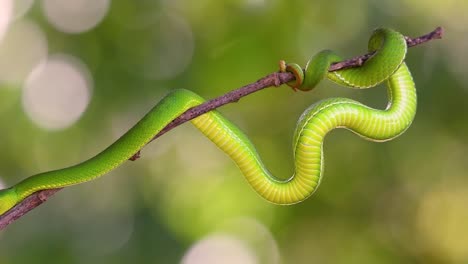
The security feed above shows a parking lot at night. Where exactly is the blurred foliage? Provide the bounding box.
[0,0,467,263]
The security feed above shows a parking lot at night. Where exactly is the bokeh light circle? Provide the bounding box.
[0,19,47,85]
[62,178,135,258]
[13,0,35,19]
[220,217,281,264]
[181,234,257,264]
[0,0,12,42]
[117,12,194,80]
[22,54,92,130]
[42,0,110,33]
[244,0,266,9]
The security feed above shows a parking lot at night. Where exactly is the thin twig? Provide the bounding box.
[0,27,443,230]
[135,26,444,153]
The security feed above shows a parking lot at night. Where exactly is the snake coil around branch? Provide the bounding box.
[0,27,443,230]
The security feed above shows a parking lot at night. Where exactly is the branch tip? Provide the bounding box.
[0,26,443,230]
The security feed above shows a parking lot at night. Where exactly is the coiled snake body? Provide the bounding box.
[0,28,416,215]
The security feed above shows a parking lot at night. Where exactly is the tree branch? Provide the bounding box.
[0,27,443,230]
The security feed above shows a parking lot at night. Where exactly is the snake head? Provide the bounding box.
[0,188,19,216]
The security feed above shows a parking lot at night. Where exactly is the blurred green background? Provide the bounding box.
[0,0,467,263]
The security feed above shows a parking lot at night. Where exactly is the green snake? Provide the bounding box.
[0,28,416,215]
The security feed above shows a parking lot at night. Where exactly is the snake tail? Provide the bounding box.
[0,28,416,215]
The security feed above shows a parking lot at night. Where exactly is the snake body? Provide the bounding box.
[0,28,416,215]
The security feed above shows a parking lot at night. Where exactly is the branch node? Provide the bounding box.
[273,72,282,87]
[0,26,443,230]
[38,192,48,202]
[129,151,141,161]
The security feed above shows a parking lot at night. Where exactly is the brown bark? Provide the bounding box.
[0,27,443,230]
